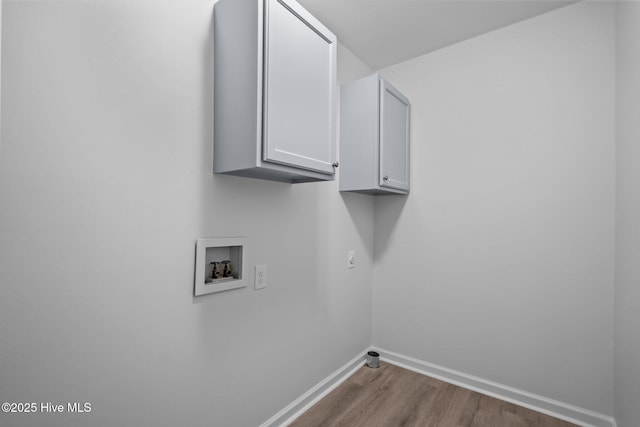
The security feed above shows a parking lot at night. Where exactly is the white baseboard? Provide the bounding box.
[259,348,369,427]
[374,347,617,427]
[260,346,617,427]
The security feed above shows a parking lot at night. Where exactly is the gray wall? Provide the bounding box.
[0,1,373,426]
[2,0,639,426]
[373,1,616,415]
[615,2,640,427]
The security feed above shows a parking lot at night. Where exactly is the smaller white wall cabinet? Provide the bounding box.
[214,0,338,183]
[339,74,410,194]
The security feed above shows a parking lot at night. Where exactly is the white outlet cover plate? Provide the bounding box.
[255,264,267,290]
[347,250,355,269]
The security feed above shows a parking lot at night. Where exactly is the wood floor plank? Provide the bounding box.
[289,363,578,427]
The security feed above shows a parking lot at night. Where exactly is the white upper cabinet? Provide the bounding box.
[339,74,410,194]
[214,0,337,183]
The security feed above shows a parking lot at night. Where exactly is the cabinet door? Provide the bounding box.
[263,0,336,175]
[379,79,410,191]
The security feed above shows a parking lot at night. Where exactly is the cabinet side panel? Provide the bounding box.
[339,75,378,191]
[213,0,260,173]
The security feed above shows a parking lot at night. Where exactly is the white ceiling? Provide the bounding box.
[297,0,575,70]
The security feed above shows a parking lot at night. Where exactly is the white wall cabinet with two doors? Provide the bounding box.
[214,0,338,183]
[339,74,411,195]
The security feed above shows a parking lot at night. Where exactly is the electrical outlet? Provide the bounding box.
[254,264,267,290]
[347,250,355,269]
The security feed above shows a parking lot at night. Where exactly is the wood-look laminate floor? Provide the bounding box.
[290,363,578,427]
